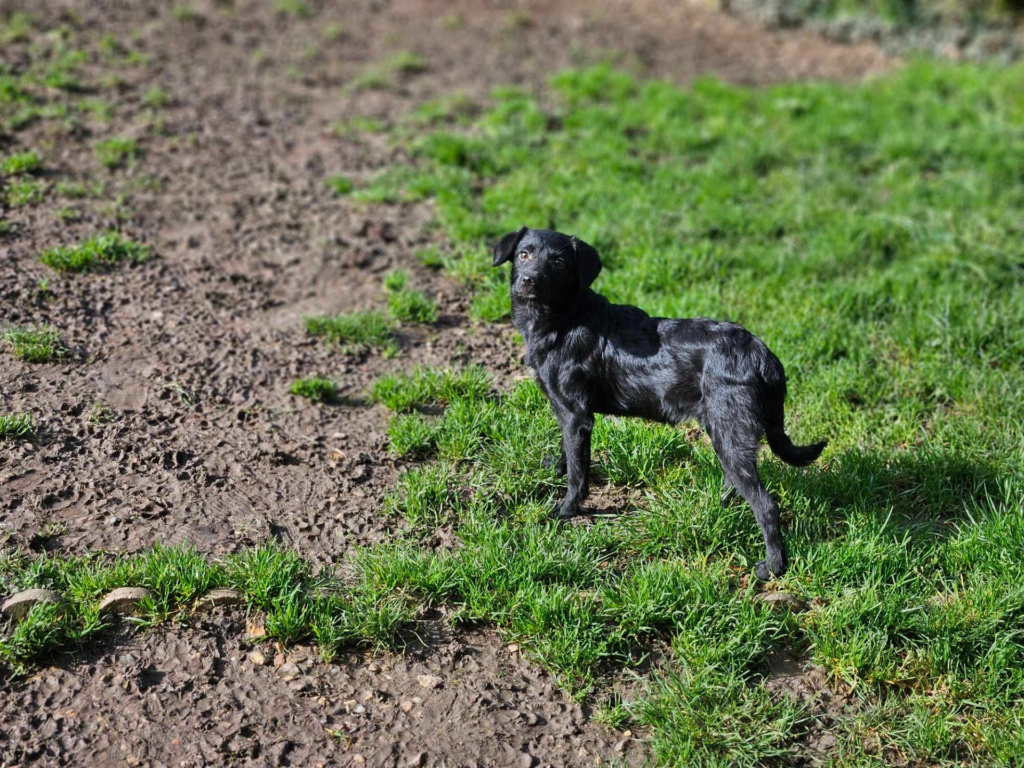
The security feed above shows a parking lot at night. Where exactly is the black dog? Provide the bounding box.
[493,227,826,580]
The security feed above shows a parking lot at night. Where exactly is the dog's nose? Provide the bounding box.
[521,276,533,284]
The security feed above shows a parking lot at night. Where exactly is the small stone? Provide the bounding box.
[417,674,443,690]
[406,753,427,767]
[400,700,415,713]
[367,662,381,673]
[97,587,153,616]
[756,592,808,612]
[277,663,300,680]
[351,756,365,764]
[246,622,266,640]
[274,653,286,668]
[197,588,244,609]
[289,679,310,692]
[2,589,63,620]
[507,643,519,653]
[353,704,366,714]
[519,753,536,768]
[344,699,358,712]
[362,690,374,701]
[249,651,268,666]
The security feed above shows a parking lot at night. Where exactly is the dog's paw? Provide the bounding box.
[549,502,579,521]
[542,454,567,477]
[754,559,787,582]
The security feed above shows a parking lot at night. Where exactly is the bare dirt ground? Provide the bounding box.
[0,1,891,765]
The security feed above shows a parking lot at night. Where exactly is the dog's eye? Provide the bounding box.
[517,251,530,261]
[552,258,566,269]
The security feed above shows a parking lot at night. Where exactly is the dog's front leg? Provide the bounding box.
[551,406,593,520]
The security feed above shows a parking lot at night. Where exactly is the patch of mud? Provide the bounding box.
[0,611,642,768]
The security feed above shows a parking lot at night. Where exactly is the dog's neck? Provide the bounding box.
[511,292,586,351]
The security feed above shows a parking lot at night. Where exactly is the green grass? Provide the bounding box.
[346,61,1024,764]
[1,150,41,176]
[171,4,205,25]
[326,174,354,195]
[141,86,169,108]
[349,51,428,92]
[0,542,413,677]
[290,376,339,402]
[0,12,34,44]
[275,0,314,18]
[0,413,34,439]
[370,366,491,412]
[94,136,138,169]
[304,310,397,355]
[40,232,151,273]
[2,325,65,363]
[383,270,439,324]
[810,0,1020,24]
[4,178,45,206]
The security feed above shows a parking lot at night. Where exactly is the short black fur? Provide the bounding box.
[493,227,827,580]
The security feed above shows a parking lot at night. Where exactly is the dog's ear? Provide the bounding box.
[574,238,602,289]
[492,226,528,267]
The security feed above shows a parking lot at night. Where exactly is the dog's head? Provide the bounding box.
[492,227,602,308]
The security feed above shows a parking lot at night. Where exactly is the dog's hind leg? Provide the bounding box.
[705,389,787,580]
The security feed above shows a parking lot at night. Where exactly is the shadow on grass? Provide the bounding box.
[779,445,1008,538]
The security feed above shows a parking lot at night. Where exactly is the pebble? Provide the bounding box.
[288,680,310,692]
[407,753,427,767]
[274,653,286,668]
[1,589,63,620]
[249,651,268,666]
[97,587,153,616]
[400,700,415,713]
[507,644,519,653]
[351,755,365,764]
[417,674,443,690]
[277,663,301,680]
[519,753,536,768]
[756,591,808,612]
[197,588,244,609]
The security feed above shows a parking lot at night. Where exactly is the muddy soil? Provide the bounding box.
[1,1,890,765]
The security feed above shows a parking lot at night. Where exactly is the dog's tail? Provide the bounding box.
[761,350,827,468]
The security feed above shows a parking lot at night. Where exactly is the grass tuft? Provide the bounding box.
[290,376,339,402]
[141,86,169,108]
[304,310,396,354]
[383,269,439,324]
[93,136,138,169]
[0,542,414,677]
[2,325,64,363]
[370,366,491,412]
[1,150,41,176]
[275,0,314,18]
[0,413,34,439]
[40,232,150,273]
[326,174,354,195]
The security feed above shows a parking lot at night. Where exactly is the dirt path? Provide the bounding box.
[1,1,891,765]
